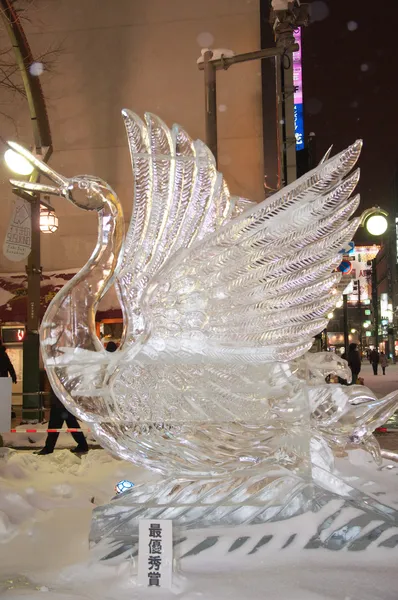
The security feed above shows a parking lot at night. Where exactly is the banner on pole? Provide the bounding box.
[3,197,31,262]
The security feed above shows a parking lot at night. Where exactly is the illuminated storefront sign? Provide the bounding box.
[396,217,398,263]
[1,326,25,344]
[343,245,379,304]
[293,28,304,150]
[380,293,388,317]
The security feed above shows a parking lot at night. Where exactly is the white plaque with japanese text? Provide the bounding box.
[137,519,173,588]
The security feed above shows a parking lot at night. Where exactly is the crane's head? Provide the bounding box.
[6,141,117,211]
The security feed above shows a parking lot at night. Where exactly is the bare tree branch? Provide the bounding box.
[0,0,62,120]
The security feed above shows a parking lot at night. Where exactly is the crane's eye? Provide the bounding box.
[77,180,89,190]
[65,178,104,211]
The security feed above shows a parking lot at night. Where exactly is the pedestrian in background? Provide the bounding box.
[369,348,380,375]
[380,351,388,376]
[347,342,361,385]
[0,339,17,383]
[35,386,89,455]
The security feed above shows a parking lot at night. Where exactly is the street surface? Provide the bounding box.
[360,362,398,399]
[360,363,398,451]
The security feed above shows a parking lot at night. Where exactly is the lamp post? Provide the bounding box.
[361,207,389,353]
[1,0,53,421]
[4,155,58,422]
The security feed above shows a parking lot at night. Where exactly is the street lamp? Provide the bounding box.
[365,214,388,236]
[4,148,34,176]
[362,207,388,237]
[4,153,58,232]
[4,147,57,422]
[1,0,53,423]
[360,207,390,353]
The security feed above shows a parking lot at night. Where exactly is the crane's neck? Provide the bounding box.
[40,195,124,361]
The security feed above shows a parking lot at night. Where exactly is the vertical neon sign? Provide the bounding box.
[293,28,304,150]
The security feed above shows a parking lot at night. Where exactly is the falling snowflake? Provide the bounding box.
[306,97,323,115]
[218,155,231,166]
[347,21,358,31]
[29,62,44,76]
[196,32,214,47]
[309,1,329,22]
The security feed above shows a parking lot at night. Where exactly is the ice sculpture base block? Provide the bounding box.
[89,471,398,564]
[90,471,304,546]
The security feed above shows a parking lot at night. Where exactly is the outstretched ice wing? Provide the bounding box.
[118,112,361,363]
[117,111,255,343]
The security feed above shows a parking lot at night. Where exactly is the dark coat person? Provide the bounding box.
[369,348,380,375]
[35,388,88,455]
[347,343,361,385]
[0,341,17,383]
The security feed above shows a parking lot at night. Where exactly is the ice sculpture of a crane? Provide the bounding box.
[8,112,398,525]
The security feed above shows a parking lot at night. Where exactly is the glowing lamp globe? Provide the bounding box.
[115,480,134,494]
[40,207,58,233]
[365,214,388,236]
[4,148,34,175]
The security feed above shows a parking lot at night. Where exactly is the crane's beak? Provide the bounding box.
[7,141,69,197]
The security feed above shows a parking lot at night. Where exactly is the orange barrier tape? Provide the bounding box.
[9,428,91,433]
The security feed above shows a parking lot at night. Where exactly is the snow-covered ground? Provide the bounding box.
[0,447,397,600]
[1,365,398,599]
[0,449,151,598]
[360,363,398,399]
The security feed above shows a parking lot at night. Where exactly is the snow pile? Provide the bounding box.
[0,449,143,545]
[0,448,397,599]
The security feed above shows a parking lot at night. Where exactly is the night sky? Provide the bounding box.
[302,0,398,241]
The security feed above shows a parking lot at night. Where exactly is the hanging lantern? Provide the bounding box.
[40,207,58,233]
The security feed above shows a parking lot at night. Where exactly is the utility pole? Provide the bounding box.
[357,279,362,347]
[343,293,349,353]
[386,228,395,359]
[1,0,53,421]
[199,44,299,167]
[203,51,218,164]
[270,1,309,185]
[372,257,379,349]
[199,2,309,179]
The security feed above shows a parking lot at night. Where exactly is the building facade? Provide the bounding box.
[0,0,275,274]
